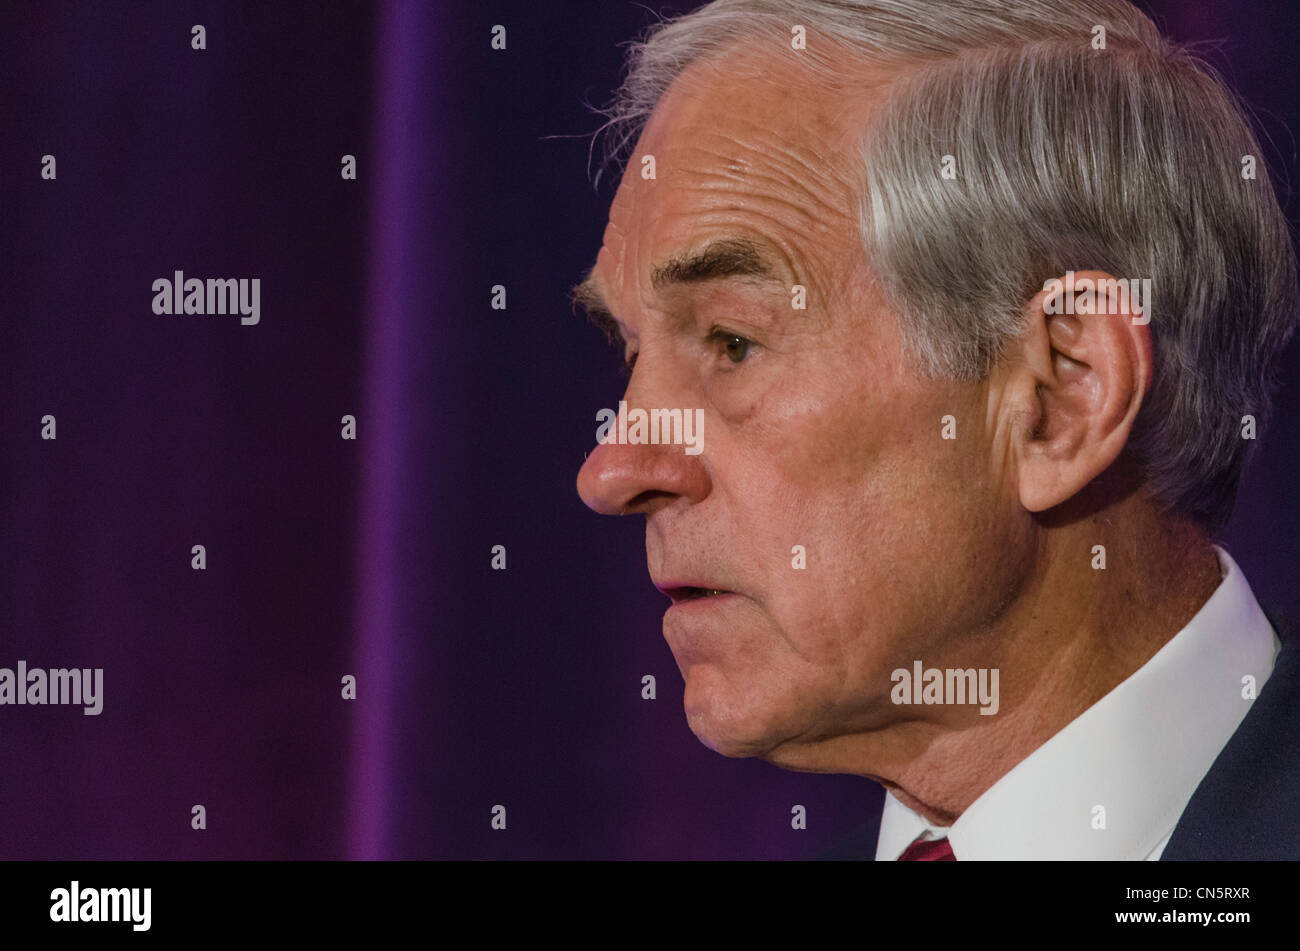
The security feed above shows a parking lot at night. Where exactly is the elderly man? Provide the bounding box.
[572,0,1299,860]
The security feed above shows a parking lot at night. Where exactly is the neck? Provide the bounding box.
[780,492,1223,826]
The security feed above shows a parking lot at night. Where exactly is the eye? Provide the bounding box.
[709,329,754,365]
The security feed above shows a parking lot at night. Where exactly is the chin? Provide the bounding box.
[682,674,802,759]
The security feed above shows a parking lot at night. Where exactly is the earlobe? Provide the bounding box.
[1009,271,1153,513]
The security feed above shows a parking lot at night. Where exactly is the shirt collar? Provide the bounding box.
[876,545,1280,860]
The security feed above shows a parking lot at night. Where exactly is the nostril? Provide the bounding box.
[624,489,676,513]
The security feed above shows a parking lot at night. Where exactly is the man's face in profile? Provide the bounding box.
[576,46,1031,772]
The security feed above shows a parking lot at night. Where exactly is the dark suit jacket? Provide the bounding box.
[817,604,1300,860]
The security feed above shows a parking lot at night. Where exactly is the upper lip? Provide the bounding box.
[652,580,737,605]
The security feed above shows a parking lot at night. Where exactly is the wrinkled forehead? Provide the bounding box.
[595,41,895,300]
[627,41,886,190]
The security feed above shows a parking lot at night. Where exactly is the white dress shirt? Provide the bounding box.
[875,545,1281,860]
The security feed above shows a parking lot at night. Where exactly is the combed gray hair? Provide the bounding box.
[592,0,1298,531]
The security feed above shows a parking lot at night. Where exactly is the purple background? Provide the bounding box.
[1,0,1297,860]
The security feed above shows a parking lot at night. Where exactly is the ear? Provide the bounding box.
[1006,270,1154,513]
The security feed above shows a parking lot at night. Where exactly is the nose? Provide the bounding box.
[576,424,711,516]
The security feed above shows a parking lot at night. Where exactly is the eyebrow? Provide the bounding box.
[570,237,782,346]
[650,237,776,290]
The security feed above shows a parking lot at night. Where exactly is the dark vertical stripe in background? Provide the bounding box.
[350,0,443,863]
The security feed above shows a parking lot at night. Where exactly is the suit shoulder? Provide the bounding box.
[1164,603,1300,859]
[811,783,887,860]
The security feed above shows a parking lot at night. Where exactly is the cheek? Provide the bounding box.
[755,342,904,480]
[725,356,998,668]
[720,351,901,580]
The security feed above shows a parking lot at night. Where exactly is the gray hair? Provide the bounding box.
[592,0,1299,531]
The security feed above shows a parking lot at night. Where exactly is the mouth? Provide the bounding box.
[657,584,737,606]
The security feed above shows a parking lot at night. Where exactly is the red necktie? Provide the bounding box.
[899,836,955,861]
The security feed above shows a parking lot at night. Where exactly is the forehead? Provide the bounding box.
[589,41,891,311]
